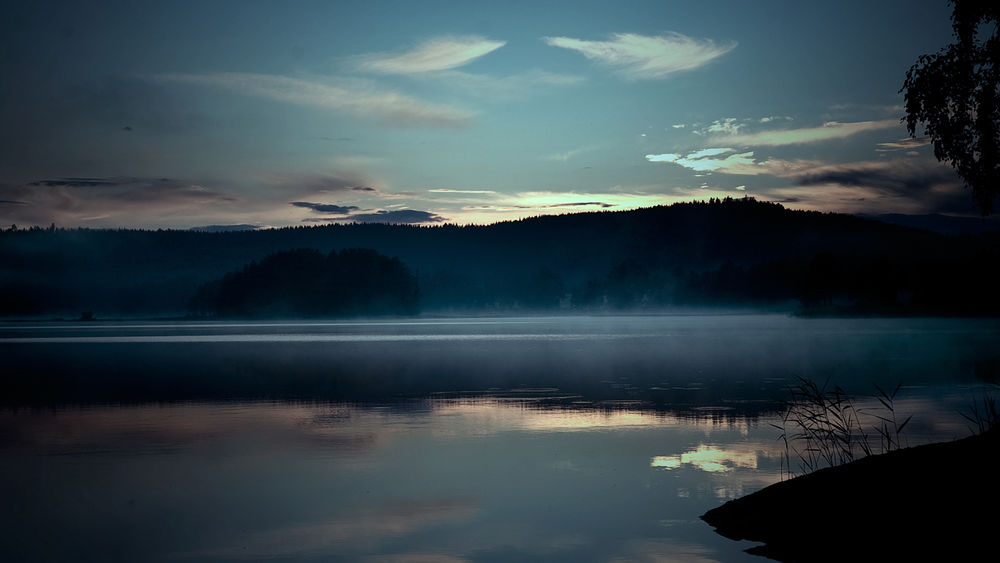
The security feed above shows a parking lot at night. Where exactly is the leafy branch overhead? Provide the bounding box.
[902,0,999,214]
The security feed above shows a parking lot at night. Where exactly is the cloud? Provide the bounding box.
[646,141,972,213]
[709,119,900,147]
[290,201,361,214]
[258,172,380,195]
[543,147,593,162]
[646,149,759,173]
[0,177,236,226]
[876,137,931,152]
[647,149,822,177]
[348,209,447,224]
[158,73,473,128]
[698,118,746,136]
[29,177,119,188]
[763,159,971,215]
[464,201,617,210]
[358,35,505,74]
[461,191,674,213]
[548,201,615,208]
[795,159,960,194]
[542,32,736,80]
[428,189,497,194]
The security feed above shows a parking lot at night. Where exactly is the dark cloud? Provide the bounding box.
[290,201,360,214]
[796,162,958,194]
[29,177,120,188]
[784,159,975,214]
[0,200,28,205]
[349,209,447,224]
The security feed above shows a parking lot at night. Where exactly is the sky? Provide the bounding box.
[0,0,972,229]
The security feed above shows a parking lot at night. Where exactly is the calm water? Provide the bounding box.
[1,315,998,562]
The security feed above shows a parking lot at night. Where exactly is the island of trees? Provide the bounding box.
[188,248,419,318]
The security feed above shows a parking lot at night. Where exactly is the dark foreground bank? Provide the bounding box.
[702,428,1000,562]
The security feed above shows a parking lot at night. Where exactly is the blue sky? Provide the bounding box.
[0,0,968,228]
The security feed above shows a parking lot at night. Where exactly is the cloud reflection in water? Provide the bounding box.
[651,445,759,473]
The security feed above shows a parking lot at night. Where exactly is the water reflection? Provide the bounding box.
[0,391,981,562]
[177,498,479,560]
[1,399,783,562]
[651,445,759,473]
[2,316,997,561]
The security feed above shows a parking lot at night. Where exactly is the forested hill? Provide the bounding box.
[2,197,998,317]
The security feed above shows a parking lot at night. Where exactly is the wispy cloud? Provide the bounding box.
[646,149,820,176]
[358,35,505,74]
[542,32,736,80]
[0,177,236,226]
[158,73,473,128]
[428,188,497,194]
[696,118,747,136]
[256,171,381,195]
[708,119,900,147]
[876,137,931,152]
[543,147,593,162]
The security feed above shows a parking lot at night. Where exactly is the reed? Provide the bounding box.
[961,392,999,435]
[773,377,911,479]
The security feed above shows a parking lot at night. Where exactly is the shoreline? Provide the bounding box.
[701,428,999,561]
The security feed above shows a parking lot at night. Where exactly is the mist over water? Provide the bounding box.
[2,314,997,561]
[4,314,998,405]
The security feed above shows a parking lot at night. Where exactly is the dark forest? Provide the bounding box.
[3,198,999,318]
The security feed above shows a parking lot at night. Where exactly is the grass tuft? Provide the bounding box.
[775,377,911,479]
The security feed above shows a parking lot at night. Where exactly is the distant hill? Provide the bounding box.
[2,198,998,317]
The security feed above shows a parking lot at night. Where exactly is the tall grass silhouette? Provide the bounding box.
[773,377,911,478]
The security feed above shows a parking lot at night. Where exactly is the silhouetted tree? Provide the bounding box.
[902,0,999,213]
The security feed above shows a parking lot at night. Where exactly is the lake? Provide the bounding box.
[2,314,998,562]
